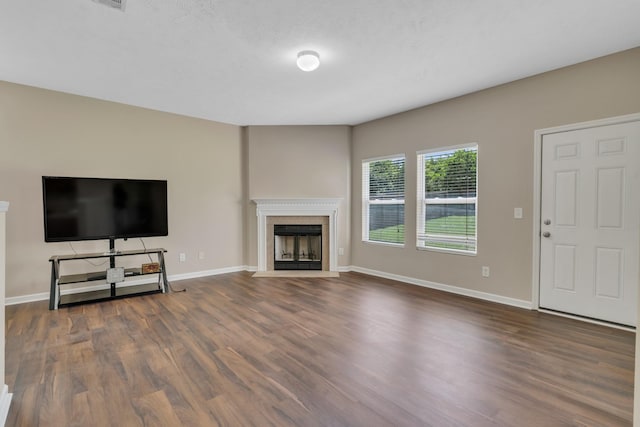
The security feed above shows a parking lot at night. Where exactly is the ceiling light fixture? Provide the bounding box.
[93,0,126,11]
[296,50,320,72]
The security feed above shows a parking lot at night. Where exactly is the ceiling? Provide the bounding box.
[1,1,639,126]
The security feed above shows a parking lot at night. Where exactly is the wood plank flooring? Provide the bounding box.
[5,272,635,426]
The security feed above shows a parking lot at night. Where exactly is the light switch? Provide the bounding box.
[514,207,523,219]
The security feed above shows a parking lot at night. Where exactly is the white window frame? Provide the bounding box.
[362,154,405,247]
[417,143,478,255]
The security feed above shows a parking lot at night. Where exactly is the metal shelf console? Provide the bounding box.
[49,248,169,310]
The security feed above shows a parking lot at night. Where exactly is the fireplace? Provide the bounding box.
[274,224,322,270]
[254,198,341,273]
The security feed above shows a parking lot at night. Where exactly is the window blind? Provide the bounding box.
[362,156,405,245]
[417,145,477,253]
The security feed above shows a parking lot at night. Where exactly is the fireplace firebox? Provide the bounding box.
[274,224,322,270]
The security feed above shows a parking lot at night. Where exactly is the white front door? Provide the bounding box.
[539,121,640,326]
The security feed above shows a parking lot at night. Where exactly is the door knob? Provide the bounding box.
[542,231,551,238]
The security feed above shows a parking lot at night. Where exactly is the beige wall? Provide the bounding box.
[2,48,639,304]
[244,125,351,268]
[351,47,640,302]
[0,82,244,298]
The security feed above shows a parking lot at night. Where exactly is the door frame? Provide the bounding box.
[531,112,640,311]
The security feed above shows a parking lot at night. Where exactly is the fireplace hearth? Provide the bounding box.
[274,224,322,270]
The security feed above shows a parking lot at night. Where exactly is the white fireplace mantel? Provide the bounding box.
[254,198,341,272]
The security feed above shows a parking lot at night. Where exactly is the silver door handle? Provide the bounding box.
[542,231,551,238]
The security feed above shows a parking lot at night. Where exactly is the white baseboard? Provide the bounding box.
[349,265,533,310]
[5,265,248,306]
[0,384,12,426]
[5,291,52,306]
[6,264,532,311]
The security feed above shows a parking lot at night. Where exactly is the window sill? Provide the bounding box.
[416,246,476,256]
[363,240,405,249]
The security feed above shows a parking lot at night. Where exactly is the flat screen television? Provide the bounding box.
[42,176,168,243]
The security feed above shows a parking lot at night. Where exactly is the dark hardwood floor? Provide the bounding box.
[5,272,635,426]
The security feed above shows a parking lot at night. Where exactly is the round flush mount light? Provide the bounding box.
[296,50,320,72]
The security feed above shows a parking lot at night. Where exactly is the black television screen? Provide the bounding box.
[42,176,168,242]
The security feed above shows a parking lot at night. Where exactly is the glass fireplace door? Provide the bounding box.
[274,225,322,270]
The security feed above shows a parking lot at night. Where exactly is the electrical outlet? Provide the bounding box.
[338,247,344,256]
[179,253,186,262]
[198,251,205,260]
[482,266,490,277]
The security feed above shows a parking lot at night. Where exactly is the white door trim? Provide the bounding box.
[532,112,640,310]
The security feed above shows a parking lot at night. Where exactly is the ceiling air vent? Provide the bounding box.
[93,0,126,11]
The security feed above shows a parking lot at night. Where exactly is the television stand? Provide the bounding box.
[48,248,170,310]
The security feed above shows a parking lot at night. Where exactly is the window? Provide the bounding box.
[417,144,477,254]
[362,155,405,245]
